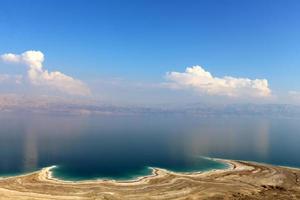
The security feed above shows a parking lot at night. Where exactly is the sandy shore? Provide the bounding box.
[0,159,300,199]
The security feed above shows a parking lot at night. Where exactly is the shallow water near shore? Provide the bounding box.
[51,157,228,181]
[1,113,300,180]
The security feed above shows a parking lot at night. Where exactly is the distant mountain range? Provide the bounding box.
[0,94,300,117]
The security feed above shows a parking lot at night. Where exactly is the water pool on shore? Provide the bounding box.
[1,113,300,180]
[50,157,228,181]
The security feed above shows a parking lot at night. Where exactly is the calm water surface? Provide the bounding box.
[0,113,300,180]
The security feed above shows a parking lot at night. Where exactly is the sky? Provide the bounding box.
[0,0,300,105]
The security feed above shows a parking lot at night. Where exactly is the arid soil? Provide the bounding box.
[0,159,300,200]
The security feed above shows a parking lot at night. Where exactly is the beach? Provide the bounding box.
[0,159,300,199]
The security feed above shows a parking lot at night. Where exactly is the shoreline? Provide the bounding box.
[0,159,300,199]
[1,158,298,184]
[1,157,233,184]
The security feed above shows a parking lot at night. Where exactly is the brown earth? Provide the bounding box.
[0,159,300,200]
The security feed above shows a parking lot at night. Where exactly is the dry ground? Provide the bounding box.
[0,160,300,200]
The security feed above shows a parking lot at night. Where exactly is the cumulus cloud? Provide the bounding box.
[165,65,271,98]
[1,50,90,96]
[1,53,22,63]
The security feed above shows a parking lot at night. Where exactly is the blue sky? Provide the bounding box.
[0,0,300,104]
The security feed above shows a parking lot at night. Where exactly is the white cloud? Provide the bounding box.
[1,50,90,96]
[1,53,22,63]
[165,65,271,98]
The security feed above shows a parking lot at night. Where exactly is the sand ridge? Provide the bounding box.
[0,159,300,199]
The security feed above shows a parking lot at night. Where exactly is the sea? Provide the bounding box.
[1,113,300,180]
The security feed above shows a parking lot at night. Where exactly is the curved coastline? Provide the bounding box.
[0,159,241,186]
[32,157,232,184]
[1,159,300,199]
[0,157,230,184]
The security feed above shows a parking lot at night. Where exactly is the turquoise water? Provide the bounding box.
[51,157,228,181]
[0,114,300,180]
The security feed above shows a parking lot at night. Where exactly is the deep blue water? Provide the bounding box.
[0,113,300,180]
